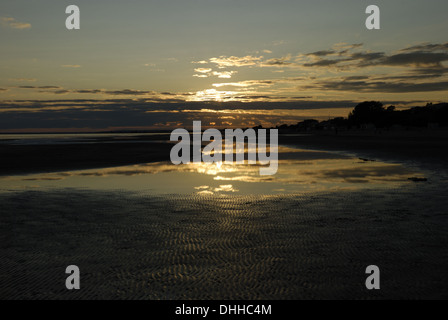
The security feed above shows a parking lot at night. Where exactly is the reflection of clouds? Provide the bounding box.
[3,147,425,195]
[215,175,274,183]
[17,161,245,181]
[194,185,210,190]
[77,163,192,177]
[16,158,420,187]
[214,185,238,192]
[209,160,422,185]
[197,190,214,195]
[190,161,235,175]
[195,184,239,195]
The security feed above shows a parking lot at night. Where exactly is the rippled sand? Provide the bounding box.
[1,184,448,299]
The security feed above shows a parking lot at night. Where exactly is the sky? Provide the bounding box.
[1,0,448,131]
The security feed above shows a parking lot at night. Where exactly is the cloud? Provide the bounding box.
[399,43,448,53]
[104,89,156,96]
[1,17,31,29]
[40,87,156,96]
[193,68,213,78]
[0,99,361,131]
[209,55,263,68]
[194,68,212,73]
[18,86,61,89]
[298,42,448,70]
[212,80,274,88]
[200,42,447,73]
[197,42,448,74]
[208,54,297,69]
[289,42,448,93]
[211,77,310,89]
[349,52,385,66]
[193,42,448,96]
[6,42,448,109]
[193,74,209,78]
[14,85,194,101]
[212,71,237,79]
[303,78,448,93]
[261,56,295,67]
[332,43,363,51]
[306,50,336,57]
[303,59,347,67]
[380,52,448,68]
[193,68,237,79]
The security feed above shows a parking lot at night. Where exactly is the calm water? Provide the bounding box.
[2,141,446,300]
[0,146,424,195]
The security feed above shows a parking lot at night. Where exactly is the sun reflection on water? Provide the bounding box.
[0,147,426,195]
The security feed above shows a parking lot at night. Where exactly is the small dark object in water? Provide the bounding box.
[408,177,428,182]
[359,158,376,162]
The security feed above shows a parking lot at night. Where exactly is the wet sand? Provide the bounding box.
[0,141,173,176]
[1,132,448,299]
[279,130,448,169]
[1,185,448,300]
[2,130,448,176]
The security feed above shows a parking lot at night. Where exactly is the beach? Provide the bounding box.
[1,186,448,299]
[0,134,173,176]
[2,129,448,175]
[1,133,448,299]
[280,129,448,170]
[2,0,448,304]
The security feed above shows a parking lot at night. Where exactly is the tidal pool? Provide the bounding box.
[0,147,424,195]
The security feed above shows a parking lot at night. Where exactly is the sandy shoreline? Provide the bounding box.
[279,130,448,171]
[1,186,448,299]
[0,141,173,176]
[2,130,448,176]
[1,132,448,299]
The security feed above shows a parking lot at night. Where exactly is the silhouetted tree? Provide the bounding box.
[275,102,448,131]
[348,101,387,127]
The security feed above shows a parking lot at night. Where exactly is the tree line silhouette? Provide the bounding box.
[273,101,448,132]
